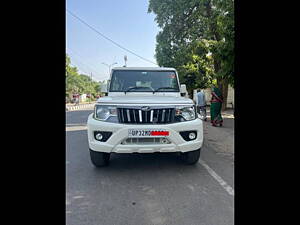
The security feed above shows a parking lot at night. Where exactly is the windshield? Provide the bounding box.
[109,70,179,92]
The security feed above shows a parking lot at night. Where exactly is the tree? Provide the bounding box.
[148,0,234,110]
[66,54,101,100]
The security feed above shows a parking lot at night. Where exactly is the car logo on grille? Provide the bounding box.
[141,106,151,111]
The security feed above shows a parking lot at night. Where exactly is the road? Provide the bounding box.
[66,109,234,225]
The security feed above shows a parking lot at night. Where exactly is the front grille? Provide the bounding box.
[117,107,175,124]
[122,137,171,145]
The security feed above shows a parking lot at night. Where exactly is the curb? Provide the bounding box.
[66,103,95,111]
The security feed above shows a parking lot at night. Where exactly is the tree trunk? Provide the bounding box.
[217,78,229,111]
[221,80,229,111]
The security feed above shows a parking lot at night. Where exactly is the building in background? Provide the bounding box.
[79,94,87,102]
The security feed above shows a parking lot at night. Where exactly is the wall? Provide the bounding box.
[226,86,234,108]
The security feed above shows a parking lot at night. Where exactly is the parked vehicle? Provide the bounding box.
[87,67,203,167]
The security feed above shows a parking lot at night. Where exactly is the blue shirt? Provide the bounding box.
[196,91,206,106]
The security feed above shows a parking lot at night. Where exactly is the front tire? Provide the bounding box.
[181,149,201,165]
[89,149,110,167]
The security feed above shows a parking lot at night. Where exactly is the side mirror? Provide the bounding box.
[180,84,187,97]
[106,80,110,92]
[105,80,110,96]
[180,84,187,93]
[100,80,109,95]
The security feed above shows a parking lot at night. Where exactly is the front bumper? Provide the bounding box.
[87,114,203,153]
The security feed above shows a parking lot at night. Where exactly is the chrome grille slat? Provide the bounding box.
[132,109,136,123]
[150,110,153,122]
[139,110,142,122]
[162,109,165,122]
[126,109,131,122]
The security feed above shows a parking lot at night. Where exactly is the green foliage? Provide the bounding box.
[66,54,101,97]
[148,0,234,90]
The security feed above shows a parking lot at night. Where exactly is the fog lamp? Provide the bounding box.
[95,133,103,141]
[189,132,196,140]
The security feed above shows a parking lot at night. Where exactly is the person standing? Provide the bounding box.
[210,86,223,126]
[74,94,79,106]
[196,89,207,121]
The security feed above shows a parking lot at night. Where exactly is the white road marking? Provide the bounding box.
[199,159,234,196]
[65,126,87,131]
[73,196,84,199]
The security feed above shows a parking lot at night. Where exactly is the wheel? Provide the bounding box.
[181,149,201,165]
[89,149,110,167]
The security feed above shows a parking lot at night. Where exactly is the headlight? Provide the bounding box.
[175,105,197,121]
[94,105,117,121]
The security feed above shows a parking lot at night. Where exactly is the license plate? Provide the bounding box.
[128,129,169,137]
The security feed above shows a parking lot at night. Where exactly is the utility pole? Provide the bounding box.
[90,72,92,103]
[124,55,127,67]
[102,62,118,77]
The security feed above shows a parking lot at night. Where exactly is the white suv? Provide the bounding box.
[87,67,203,167]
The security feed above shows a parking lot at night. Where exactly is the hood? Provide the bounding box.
[96,95,194,105]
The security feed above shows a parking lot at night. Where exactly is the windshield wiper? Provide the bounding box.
[153,87,177,93]
[124,86,154,94]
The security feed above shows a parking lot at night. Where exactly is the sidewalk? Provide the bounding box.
[203,108,234,159]
[66,102,96,111]
[66,101,96,106]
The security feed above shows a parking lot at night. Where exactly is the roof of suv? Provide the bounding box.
[111,67,176,71]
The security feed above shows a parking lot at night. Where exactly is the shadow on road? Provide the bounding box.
[90,152,203,173]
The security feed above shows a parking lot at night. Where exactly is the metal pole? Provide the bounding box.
[90,72,92,103]
[124,55,127,67]
[102,62,117,77]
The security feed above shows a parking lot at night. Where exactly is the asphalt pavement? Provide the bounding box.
[66,109,234,225]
